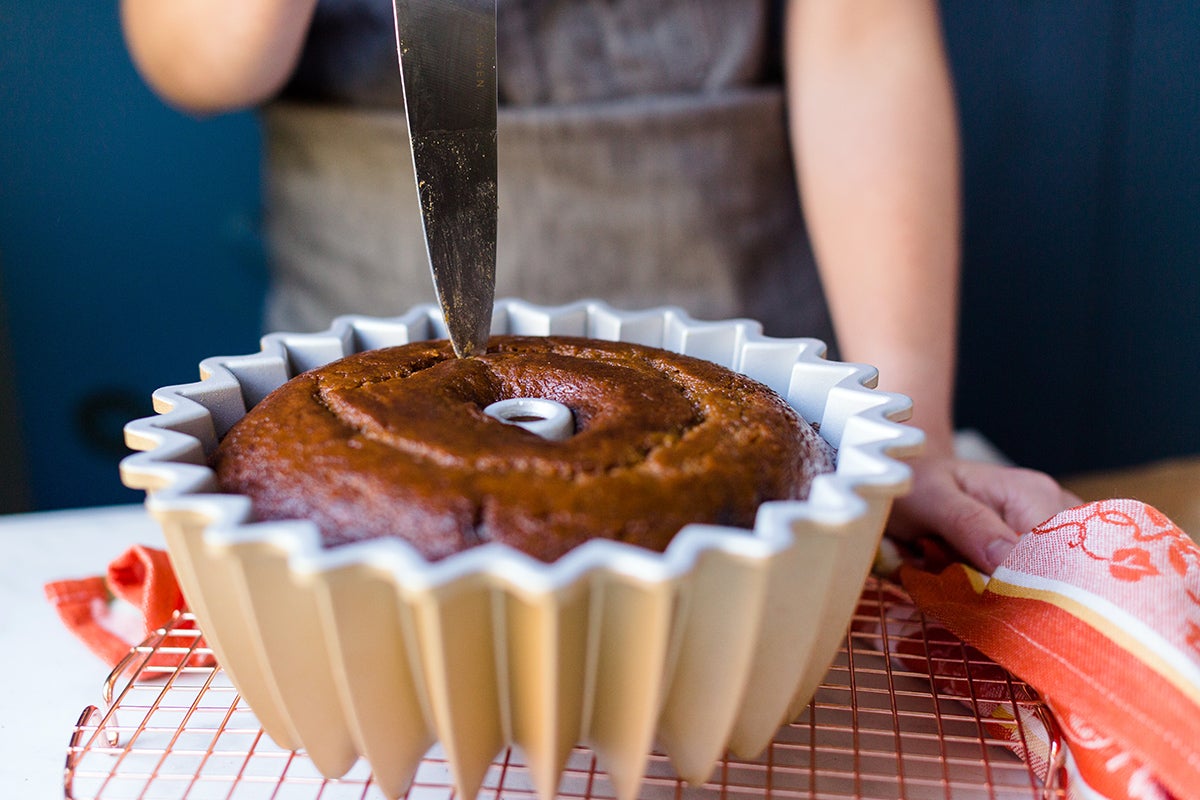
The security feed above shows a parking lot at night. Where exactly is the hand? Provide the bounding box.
[886,455,1083,572]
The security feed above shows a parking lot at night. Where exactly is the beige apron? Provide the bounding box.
[262,0,833,344]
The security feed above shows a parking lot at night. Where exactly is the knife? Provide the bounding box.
[392,0,497,358]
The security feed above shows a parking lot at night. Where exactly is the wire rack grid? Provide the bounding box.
[64,576,1066,800]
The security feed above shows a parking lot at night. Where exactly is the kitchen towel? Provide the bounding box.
[853,581,1063,786]
[45,544,212,673]
[901,499,1200,800]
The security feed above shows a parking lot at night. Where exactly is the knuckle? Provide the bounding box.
[945,500,994,536]
[1015,468,1062,497]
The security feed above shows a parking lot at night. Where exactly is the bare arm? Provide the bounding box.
[119,0,318,114]
[785,0,1078,570]
[786,0,959,453]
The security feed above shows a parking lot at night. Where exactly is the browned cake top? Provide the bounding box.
[213,335,835,561]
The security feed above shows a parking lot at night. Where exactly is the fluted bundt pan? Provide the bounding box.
[121,299,921,800]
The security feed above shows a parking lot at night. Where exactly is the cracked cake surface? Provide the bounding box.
[212,335,835,561]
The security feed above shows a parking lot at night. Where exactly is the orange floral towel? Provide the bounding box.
[853,584,1062,781]
[902,500,1200,800]
[45,545,212,672]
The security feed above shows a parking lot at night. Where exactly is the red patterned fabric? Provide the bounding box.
[902,500,1200,800]
[853,584,1061,782]
[45,545,212,673]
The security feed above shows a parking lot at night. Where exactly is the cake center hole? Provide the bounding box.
[484,397,574,441]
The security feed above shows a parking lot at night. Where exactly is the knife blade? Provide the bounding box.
[392,0,497,358]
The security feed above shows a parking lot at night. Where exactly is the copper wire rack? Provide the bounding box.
[64,576,1066,800]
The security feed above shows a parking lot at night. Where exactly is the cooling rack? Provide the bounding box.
[64,576,1065,800]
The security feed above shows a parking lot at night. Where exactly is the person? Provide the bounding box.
[119,0,1080,572]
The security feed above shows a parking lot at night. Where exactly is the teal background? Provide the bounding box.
[1,3,267,511]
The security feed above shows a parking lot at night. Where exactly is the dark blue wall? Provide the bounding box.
[0,3,267,510]
[943,2,1200,476]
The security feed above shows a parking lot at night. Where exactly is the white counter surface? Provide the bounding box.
[0,504,163,799]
